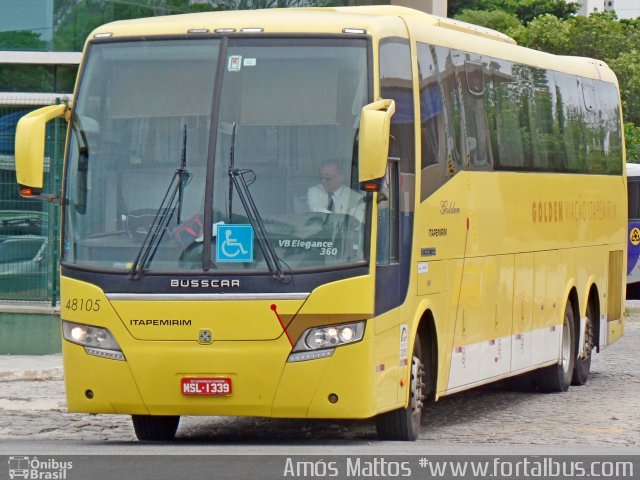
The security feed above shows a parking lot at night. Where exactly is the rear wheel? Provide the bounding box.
[375,333,426,441]
[535,300,575,393]
[131,415,180,441]
[572,302,595,386]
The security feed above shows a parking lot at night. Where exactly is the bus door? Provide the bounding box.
[375,37,415,316]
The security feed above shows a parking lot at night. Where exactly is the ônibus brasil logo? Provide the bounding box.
[8,456,73,479]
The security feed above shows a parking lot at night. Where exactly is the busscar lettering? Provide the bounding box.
[170,279,240,288]
[130,319,192,326]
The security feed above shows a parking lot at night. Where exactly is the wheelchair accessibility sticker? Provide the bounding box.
[216,224,254,262]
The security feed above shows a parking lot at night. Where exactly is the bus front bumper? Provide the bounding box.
[62,334,378,419]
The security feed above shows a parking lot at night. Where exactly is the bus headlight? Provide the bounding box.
[287,321,365,362]
[62,321,125,361]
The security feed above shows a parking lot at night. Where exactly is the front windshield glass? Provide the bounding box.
[63,38,370,273]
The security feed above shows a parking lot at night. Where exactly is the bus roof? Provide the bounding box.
[87,6,616,83]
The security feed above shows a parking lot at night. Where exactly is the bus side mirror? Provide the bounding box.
[15,104,68,201]
[358,99,395,187]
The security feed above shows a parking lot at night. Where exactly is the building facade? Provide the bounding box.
[577,0,640,18]
[604,0,640,19]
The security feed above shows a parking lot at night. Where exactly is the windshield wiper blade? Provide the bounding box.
[129,127,190,280]
[176,126,188,225]
[228,167,290,283]
[224,124,289,283]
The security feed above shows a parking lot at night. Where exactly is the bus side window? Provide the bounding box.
[461,57,492,169]
[528,68,559,172]
[630,180,640,220]
[418,42,448,200]
[489,60,533,170]
[379,38,415,175]
[377,159,399,265]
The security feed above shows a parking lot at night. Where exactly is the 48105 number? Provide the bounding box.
[65,298,101,312]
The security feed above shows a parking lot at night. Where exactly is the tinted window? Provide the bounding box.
[380,38,415,174]
[629,180,640,220]
[460,54,492,168]
[416,41,623,191]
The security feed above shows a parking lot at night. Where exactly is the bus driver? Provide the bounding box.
[307,161,365,222]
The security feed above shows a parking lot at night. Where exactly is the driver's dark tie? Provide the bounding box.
[327,192,335,212]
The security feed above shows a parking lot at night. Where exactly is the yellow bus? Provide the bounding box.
[15,6,626,441]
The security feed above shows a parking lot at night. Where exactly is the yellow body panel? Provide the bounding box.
[60,276,386,418]
[111,299,298,341]
[411,171,626,394]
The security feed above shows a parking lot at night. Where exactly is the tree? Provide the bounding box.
[609,51,640,126]
[52,0,333,49]
[454,9,521,34]
[448,0,514,17]
[449,0,578,24]
[53,0,221,50]
[509,14,572,54]
[515,0,578,25]
[625,123,640,163]
[0,32,50,92]
[204,0,317,8]
[0,31,47,50]
[568,11,629,60]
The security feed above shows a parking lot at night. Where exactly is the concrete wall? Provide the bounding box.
[0,307,61,354]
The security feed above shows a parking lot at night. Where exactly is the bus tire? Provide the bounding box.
[535,300,576,393]
[572,302,595,386]
[375,333,425,441]
[131,415,180,441]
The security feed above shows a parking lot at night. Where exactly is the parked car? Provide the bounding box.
[0,210,46,237]
[0,235,48,298]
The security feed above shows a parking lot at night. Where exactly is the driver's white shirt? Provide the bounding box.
[307,184,365,222]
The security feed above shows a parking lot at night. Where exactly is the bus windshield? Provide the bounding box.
[63,38,371,274]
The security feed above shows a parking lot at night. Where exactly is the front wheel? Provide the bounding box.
[132,415,180,441]
[535,300,576,393]
[375,333,426,441]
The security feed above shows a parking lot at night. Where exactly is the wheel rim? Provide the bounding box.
[410,354,425,421]
[580,315,594,360]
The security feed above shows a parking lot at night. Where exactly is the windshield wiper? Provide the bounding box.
[129,126,190,280]
[228,167,290,283]
[225,125,289,283]
[176,124,188,224]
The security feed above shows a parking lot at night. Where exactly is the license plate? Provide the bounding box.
[181,377,232,396]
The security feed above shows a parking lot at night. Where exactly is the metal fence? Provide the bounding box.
[0,95,65,304]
